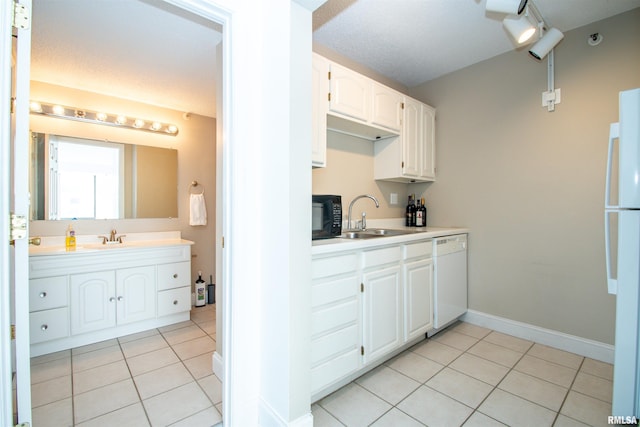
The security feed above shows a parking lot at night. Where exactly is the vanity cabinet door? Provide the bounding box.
[116,266,156,325]
[70,271,116,335]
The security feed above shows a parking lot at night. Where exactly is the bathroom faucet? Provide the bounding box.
[348,194,380,230]
[98,229,126,244]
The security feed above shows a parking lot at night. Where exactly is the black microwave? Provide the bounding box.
[312,195,342,240]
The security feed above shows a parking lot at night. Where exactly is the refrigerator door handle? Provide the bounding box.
[605,210,618,294]
[605,122,620,210]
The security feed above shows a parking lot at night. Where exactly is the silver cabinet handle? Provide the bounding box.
[117,296,124,302]
[173,300,178,305]
[173,273,178,279]
[39,292,47,298]
[41,324,48,331]
[109,297,116,303]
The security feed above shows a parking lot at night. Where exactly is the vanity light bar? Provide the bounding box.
[29,101,179,136]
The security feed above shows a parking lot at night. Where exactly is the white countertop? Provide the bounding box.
[312,219,468,256]
[29,231,194,256]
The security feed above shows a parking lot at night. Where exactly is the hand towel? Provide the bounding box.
[190,193,207,226]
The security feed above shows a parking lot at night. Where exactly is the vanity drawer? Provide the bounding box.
[29,276,68,312]
[30,307,70,344]
[157,262,191,291]
[158,286,191,317]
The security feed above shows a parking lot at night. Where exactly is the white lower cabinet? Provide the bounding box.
[116,266,156,325]
[404,258,434,341]
[29,243,192,356]
[70,271,117,335]
[362,265,402,364]
[311,238,434,401]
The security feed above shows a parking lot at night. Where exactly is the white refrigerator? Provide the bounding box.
[606,87,640,417]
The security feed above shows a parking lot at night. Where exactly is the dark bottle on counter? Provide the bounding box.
[420,197,427,227]
[416,198,424,227]
[408,194,417,227]
[405,195,413,226]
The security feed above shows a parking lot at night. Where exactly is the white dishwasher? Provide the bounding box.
[433,234,468,330]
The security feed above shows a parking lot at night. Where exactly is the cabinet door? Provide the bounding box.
[404,258,433,341]
[116,266,156,325]
[70,271,116,335]
[329,62,370,122]
[419,104,436,180]
[371,83,403,132]
[402,97,421,177]
[312,53,329,167]
[362,265,402,364]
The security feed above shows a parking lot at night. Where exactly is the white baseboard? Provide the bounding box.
[461,310,614,364]
[213,351,224,382]
[259,398,313,427]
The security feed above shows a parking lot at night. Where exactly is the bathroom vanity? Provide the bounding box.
[28,231,193,356]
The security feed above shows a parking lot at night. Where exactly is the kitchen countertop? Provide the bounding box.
[312,223,468,256]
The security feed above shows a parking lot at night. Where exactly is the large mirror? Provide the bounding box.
[30,132,178,220]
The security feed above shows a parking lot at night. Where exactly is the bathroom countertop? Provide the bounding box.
[29,231,193,256]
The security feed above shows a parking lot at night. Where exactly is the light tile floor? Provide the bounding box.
[31,311,614,427]
[30,304,221,427]
[313,322,614,427]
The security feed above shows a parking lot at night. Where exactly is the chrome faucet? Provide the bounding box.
[348,194,380,230]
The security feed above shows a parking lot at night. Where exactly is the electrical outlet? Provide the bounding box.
[390,193,398,205]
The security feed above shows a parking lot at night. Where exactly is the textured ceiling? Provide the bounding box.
[30,0,640,118]
[313,0,640,87]
[31,0,221,118]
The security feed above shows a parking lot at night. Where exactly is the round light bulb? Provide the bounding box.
[116,115,127,125]
[150,122,162,131]
[52,105,65,115]
[133,119,145,128]
[167,125,178,134]
[30,101,43,112]
[96,112,107,121]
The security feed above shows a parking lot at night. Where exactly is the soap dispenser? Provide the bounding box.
[65,224,76,250]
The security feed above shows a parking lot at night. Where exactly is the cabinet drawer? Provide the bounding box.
[30,307,69,344]
[311,324,359,366]
[312,299,358,337]
[312,275,359,309]
[157,262,191,291]
[404,240,433,260]
[158,286,191,317]
[312,253,358,280]
[311,348,360,395]
[363,246,401,269]
[29,276,68,312]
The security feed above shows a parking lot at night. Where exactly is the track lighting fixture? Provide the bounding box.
[486,0,528,15]
[503,13,536,44]
[528,27,564,60]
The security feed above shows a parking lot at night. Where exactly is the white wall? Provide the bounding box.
[410,9,640,344]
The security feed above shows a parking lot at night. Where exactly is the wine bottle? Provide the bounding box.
[409,194,417,227]
[420,197,427,227]
[405,195,412,226]
[416,198,424,227]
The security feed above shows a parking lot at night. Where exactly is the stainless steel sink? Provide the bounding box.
[340,228,414,239]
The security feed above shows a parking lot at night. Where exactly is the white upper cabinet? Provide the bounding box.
[311,53,435,176]
[312,53,329,168]
[371,82,403,132]
[374,95,436,182]
[328,62,370,122]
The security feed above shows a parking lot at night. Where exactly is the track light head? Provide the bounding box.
[486,0,528,15]
[529,27,564,60]
[503,14,536,45]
